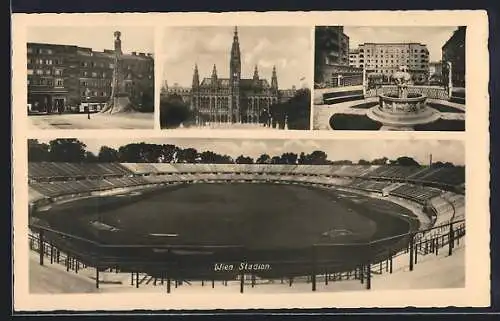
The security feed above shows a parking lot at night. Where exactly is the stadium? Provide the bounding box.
[27,139,466,293]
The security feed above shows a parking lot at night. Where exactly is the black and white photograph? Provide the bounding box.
[26,26,155,129]
[159,26,312,130]
[313,26,466,131]
[28,137,465,295]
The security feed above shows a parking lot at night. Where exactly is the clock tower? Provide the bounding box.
[229,26,241,123]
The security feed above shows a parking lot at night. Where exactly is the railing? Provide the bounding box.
[28,218,465,293]
[366,86,449,100]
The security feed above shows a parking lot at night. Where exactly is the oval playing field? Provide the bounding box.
[35,182,420,279]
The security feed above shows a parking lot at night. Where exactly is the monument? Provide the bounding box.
[366,66,440,131]
[100,31,136,114]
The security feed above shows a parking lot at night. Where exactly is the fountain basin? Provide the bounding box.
[366,93,441,130]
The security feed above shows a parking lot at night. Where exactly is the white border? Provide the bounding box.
[12,10,490,311]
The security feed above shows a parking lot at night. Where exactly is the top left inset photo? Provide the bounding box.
[26,26,155,130]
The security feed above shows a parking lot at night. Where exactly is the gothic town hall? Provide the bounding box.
[190,27,293,125]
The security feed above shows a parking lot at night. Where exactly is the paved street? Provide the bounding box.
[28,113,154,130]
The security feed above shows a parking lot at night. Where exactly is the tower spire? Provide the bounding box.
[212,64,218,78]
[271,65,278,90]
[192,63,199,88]
[253,65,259,81]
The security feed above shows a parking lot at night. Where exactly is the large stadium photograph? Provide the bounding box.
[27,137,466,294]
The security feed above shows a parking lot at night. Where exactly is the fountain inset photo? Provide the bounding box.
[26,26,155,130]
[313,26,466,131]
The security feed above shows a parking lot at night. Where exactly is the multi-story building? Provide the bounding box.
[428,61,444,84]
[349,49,363,69]
[27,31,154,113]
[357,42,430,84]
[314,26,351,85]
[189,27,295,124]
[442,26,466,87]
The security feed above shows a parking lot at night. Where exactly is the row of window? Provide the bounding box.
[27,77,64,87]
[359,48,427,54]
[80,79,112,88]
[80,71,110,78]
[28,58,64,65]
[28,69,63,76]
[27,48,54,55]
[80,60,153,72]
[368,69,428,74]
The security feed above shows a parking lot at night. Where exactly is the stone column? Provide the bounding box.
[362,67,367,96]
[447,61,453,98]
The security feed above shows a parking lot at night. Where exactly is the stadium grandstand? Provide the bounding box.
[28,157,465,293]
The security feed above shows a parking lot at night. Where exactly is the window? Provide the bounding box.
[36,69,43,75]
[55,79,64,87]
[27,47,33,54]
[54,69,62,76]
[92,72,97,77]
[27,69,33,75]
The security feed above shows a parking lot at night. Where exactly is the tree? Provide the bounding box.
[160,94,193,129]
[28,139,50,162]
[371,157,389,165]
[199,151,219,164]
[284,88,311,130]
[235,155,254,164]
[358,159,370,165]
[270,156,282,164]
[48,139,87,162]
[269,102,286,129]
[308,150,329,165]
[298,152,308,165]
[256,154,271,164]
[394,156,420,167]
[85,151,98,162]
[118,144,145,163]
[177,148,198,163]
[280,152,298,165]
[98,146,119,162]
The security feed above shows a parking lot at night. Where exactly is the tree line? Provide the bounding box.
[28,139,461,168]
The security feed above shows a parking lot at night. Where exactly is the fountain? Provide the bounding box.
[366,66,440,131]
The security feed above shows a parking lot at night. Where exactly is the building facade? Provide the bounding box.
[428,61,444,84]
[442,26,466,87]
[349,49,363,68]
[314,26,350,85]
[190,27,292,125]
[357,43,429,84]
[27,32,154,113]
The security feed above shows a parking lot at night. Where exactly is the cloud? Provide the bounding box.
[162,26,311,89]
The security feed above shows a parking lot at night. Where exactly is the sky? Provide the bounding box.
[42,138,465,166]
[344,26,460,62]
[161,26,311,90]
[27,26,154,54]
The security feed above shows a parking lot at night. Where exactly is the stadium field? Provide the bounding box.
[33,183,420,277]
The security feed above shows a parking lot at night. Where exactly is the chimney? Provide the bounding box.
[139,52,145,57]
[132,51,137,55]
